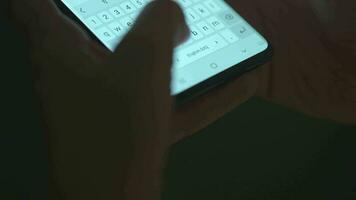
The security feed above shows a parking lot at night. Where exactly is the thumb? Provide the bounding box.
[110,0,189,90]
[102,0,189,146]
[131,0,190,47]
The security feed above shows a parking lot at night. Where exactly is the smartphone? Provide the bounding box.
[55,0,272,104]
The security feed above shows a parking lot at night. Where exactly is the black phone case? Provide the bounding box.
[54,0,273,106]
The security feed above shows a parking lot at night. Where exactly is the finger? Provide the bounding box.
[110,0,189,93]
[133,0,190,46]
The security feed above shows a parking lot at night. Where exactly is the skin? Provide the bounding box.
[251,0,356,124]
[10,0,189,199]
[6,0,356,199]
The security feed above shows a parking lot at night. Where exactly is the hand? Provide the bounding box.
[309,0,356,67]
[237,0,356,124]
[16,0,190,137]
[13,0,189,199]
[11,0,262,144]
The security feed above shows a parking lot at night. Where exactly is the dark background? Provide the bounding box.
[164,98,356,200]
[1,14,356,200]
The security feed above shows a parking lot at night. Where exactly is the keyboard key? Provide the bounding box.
[131,0,146,8]
[177,0,192,8]
[193,4,211,18]
[109,6,125,18]
[99,0,114,6]
[231,24,253,39]
[219,11,241,25]
[189,25,204,40]
[108,21,126,36]
[175,34,228,68]
[204,0,222,12]
[196,21,214,35]
[76,6,89,18]
[97,11,114,23]
[120,17,135,29]
[131,0,145,8]
[96,27,115,41]
[220,29,239,43]
[206,16,225,30]
[86,16,102,28]
[120,1,137,13]
[75,0,115,18]
[184,8,200,23]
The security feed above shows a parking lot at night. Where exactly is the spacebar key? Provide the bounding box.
[175,34,228,68]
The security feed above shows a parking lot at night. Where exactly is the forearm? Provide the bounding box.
[255,0,356,124]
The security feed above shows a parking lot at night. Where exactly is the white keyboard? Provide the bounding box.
[73,0,254,69]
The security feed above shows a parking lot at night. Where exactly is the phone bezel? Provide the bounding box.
[54,0,273,105]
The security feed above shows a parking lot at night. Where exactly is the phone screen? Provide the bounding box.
[60,0,269,95]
